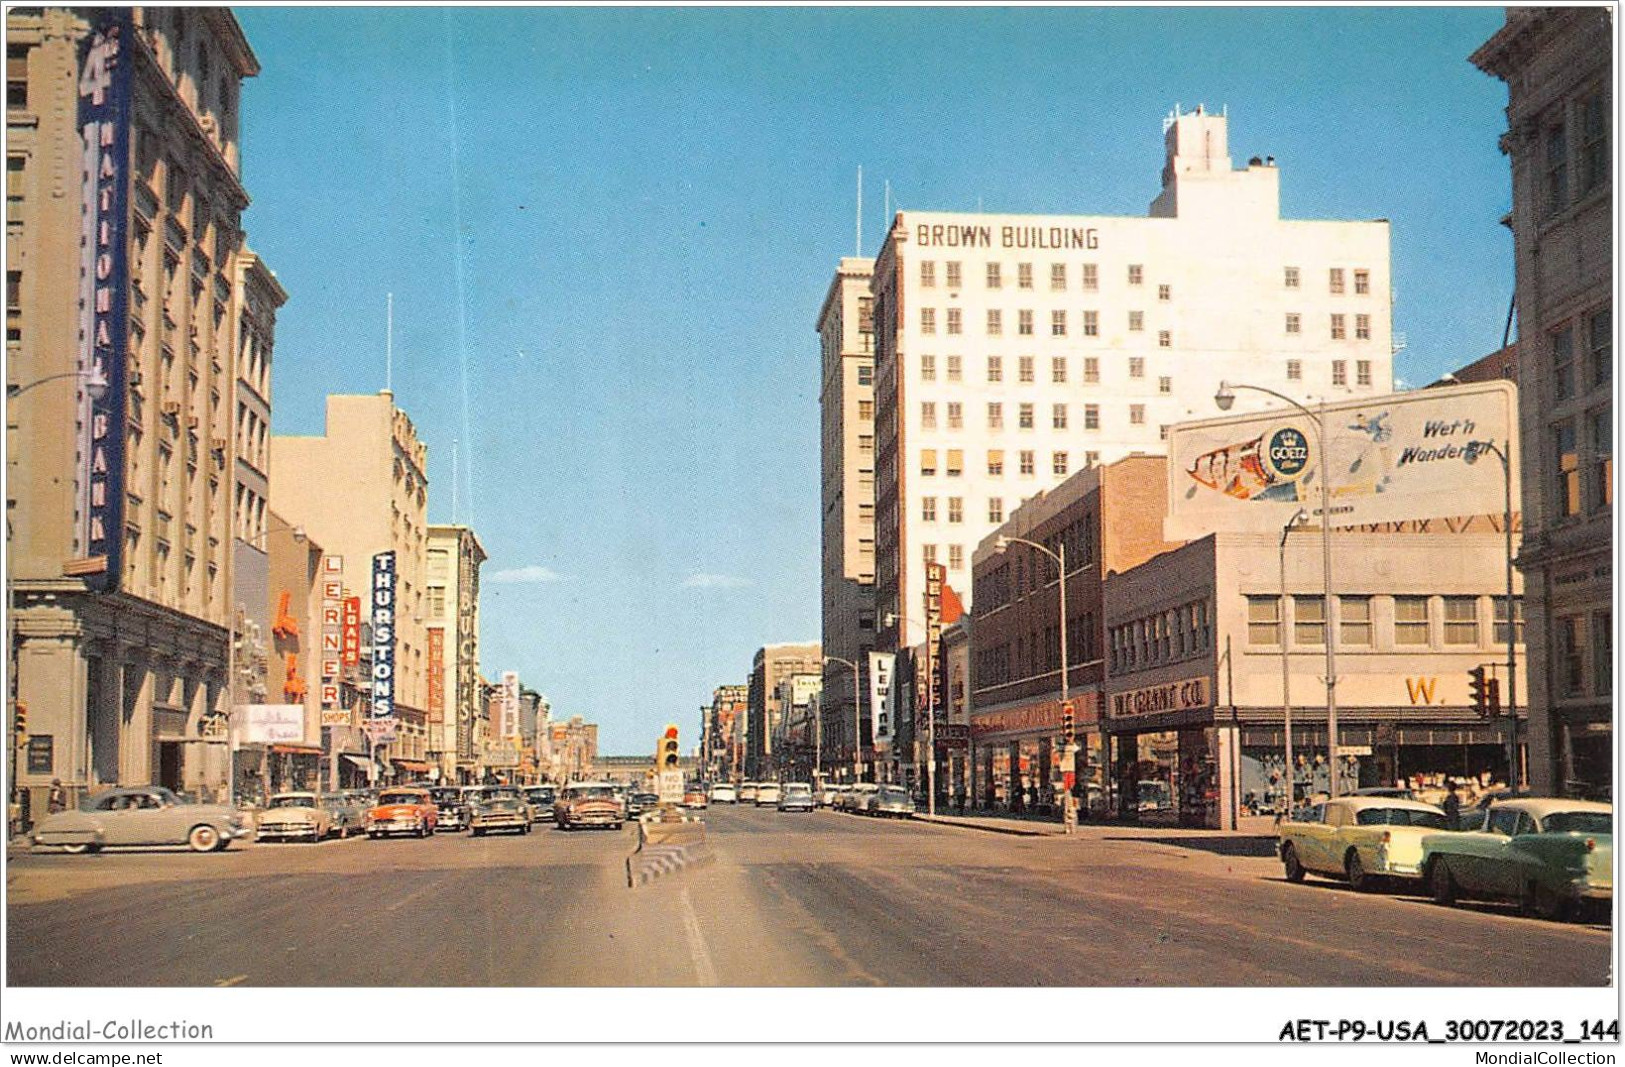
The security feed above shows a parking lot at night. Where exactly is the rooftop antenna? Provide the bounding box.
[856,165,863,255]
[385,292,394,394]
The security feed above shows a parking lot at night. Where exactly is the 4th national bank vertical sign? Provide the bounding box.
[76,9,133,591]
[370,552,398,742]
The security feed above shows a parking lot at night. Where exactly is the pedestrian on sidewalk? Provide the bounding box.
[47,779,67,815]
[1443,780,1461,831]
[1061,789,1078,834]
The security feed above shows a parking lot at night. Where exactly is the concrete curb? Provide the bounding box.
[913,815,1058,837]
[626,840,715,887]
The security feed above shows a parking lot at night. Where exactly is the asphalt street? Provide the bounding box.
[5,804,1611,986]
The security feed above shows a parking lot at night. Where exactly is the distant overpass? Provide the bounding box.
[586,754,697,783]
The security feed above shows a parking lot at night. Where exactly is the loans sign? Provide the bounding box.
[1165,380,1518,539]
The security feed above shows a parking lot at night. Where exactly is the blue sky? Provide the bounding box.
[236,6,1512,754]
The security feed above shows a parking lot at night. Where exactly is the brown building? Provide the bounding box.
[8,8,266,814]
[969,455,1180,813]
[546,715,598,783]
[1472,9,1612,796]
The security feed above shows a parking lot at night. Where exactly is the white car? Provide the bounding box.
[739,782,760,803]
[255,792,333,843]
[778,783,815,813]
[755,783,782,807]
[818,784,840,807]
[709,783,738,804]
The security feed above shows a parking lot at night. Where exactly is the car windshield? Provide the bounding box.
[483,799,522,811]
[566,786,616,799]
[269,795,316,809]
[378,791,423,805]
[878,787,908,799]
[1354,807,1447,828]
[634,794,659,803]
[785,785,811,795]
[431,789,461,803]
[1541,811,1612,835]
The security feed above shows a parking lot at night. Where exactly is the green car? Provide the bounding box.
[1420,798,1611,921]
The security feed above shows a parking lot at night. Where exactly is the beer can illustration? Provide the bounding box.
[1186,425,1311,501]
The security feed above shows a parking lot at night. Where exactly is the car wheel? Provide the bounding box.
[1346,850,1372,892]
[1427,857,1457,906]
[473,828,484,837]
[188,824,221,853]
[1531,882,1574,923]
[1282,843,1306,883]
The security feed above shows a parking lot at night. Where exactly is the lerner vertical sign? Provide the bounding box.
[370,552,397,741]
[76,9,133,591]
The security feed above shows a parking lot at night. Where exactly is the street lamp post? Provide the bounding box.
[8,368,110,830]
[1216,381,1343,799]
[1279,509,1307,814]
[994,534,1072,821]
[823,656,863,784]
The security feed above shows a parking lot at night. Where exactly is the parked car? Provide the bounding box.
[365,788,438,839]
[682,787,709,809]
[430,787,472,832]
[778,783,815,813]
[709,783,738,804]
[628,792,660,819]
[554,782,624,831]
[31,786,249,854]
[819,783,841,807]
[1350,786,1419,801]
[866,785,917,819]
[525,786,556,821]
[470,797,532,836]
[320,792,368,838]
[255,792,333,843]
[739,782,760,804]
[755,782,782,807]
[1421,798,1612,921]
[841,783,880,812]
[1278,797,1450,891]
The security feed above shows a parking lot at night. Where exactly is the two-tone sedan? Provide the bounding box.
[255,792,333,843]
[553,782,623,831]
[469,796,531,836]
[31,786,249,854]
[1421,798,1612,921]
[365,788,438,839]
[1278,797,1450,892]
[864,785,917,819]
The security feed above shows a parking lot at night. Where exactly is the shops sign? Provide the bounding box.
[1109,677,1210,720]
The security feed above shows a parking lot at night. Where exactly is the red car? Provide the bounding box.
[366,787,438,838]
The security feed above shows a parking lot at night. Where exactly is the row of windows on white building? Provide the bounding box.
[916,260,1376,295]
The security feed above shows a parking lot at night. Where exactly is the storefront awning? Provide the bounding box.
[271,744,322,756]
[341,754,373,772]
[393,759,430,772]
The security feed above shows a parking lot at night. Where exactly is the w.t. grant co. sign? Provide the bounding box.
[1109,677,1210,721]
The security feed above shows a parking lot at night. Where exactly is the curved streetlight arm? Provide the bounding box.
[995,533,1062,571]
[824,656,865,784]
[8,368,109,401]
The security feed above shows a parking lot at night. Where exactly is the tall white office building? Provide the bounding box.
[869,107,1395,654]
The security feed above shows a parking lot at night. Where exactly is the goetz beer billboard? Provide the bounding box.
[1165,380,1518,540]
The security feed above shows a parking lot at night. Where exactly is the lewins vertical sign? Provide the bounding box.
[1165,380,1519,540]
[76,9,133,591]
[370,552,398,742]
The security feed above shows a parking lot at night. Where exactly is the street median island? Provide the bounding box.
[626,814,713,888]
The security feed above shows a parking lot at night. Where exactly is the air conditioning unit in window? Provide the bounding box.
[186,415,200,430]
[161,401,181,418]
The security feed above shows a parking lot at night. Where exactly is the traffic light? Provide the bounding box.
[1468,666,1489,717]
[660,725,680,768]
[12,700,26,740]
[1060,700,1075,745]
[1485,677,1501,717]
